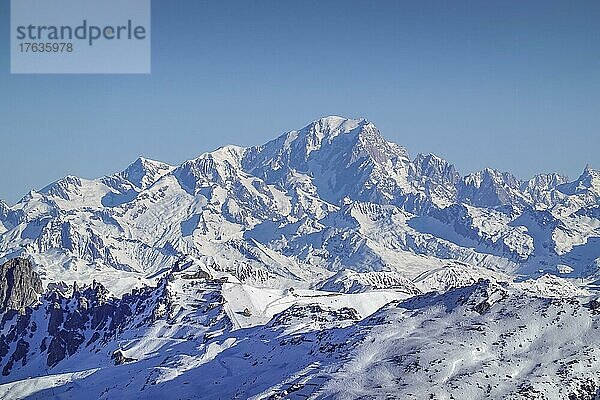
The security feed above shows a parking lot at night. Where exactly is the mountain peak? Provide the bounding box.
[311,115,368,132]
[38,175,86,200]
[202,145,246,163]
[243,116,375,172]
[119,157,173,189]
[459,168,526,207]
[410,153,460,204]
[558,165,600,197]
[295,116,370,149]
[131,156,166,167]
[125,156,172,174]
[413,153,456,172]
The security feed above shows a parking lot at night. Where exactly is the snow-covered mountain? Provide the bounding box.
[0,116,598,398]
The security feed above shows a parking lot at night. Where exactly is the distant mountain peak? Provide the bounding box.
[202,145,246,163]
[312,115,368,133]
[558,165,600,197]
[119,157,173,189]
[38,175,86,200]
[412,153,458,176]
[415,152,444,163]
[292,116,371,155]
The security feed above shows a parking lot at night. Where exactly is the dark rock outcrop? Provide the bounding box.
[0,258,43,313]
[111,349,137,365]
[0,278,168,375]
[41,281,149,368]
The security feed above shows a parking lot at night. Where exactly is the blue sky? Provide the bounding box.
[1,0,599,204]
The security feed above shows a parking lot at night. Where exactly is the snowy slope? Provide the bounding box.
[322,280,600,400]
[1,276,597,399]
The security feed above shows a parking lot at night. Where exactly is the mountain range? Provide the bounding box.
[0,116,598,399]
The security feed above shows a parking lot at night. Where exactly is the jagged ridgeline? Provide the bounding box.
[0,116,599,398]
[0,258,230,377]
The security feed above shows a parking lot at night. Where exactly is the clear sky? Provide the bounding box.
[1,0,599,204]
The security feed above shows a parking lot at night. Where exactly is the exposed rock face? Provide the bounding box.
[111,349,137,365]
[0,258,43,313]
[42,281,154,369]
[0,279,164,376]
[270,304,360,327]
[0,273,234,377]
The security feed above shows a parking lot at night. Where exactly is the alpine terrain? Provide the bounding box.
[0,116,599,399]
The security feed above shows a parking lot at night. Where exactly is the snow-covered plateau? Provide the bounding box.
[0,116,598,399]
